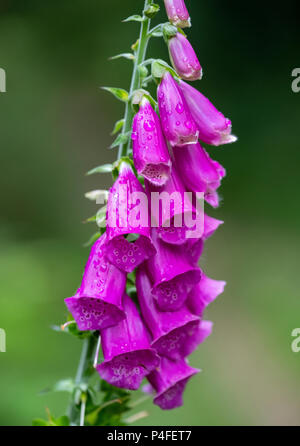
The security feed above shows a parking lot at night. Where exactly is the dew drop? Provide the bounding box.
[176,103,184,114]
[144,120,155,132]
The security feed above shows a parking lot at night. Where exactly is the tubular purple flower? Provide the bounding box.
[203,214,224,239]
[145,164,203,245]
[97,294,160,391]
[163,0,191,28]
[158,72,198,147]
[173,143,226,208]
[187,274,226,317]
[185,214,224,266]
[147,357,200,410]
[132,97,171,186]
[65,234,126,331]
[137,267,212,361]
[105,162,156,273]
[146,230,201,311]
[179,80,237,146]
[168,32,202,81]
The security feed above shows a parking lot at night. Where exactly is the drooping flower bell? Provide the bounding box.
[187,274,226,317]
[145,164,204,245]
[168,32,202,81]
[105,162,156,273]
[65,233,126,331]
[146,229,201,311]
[136,266,212,361]
[147,357,200,410]
[158,72,198,147]
[173,143,226,208]
[185,214,224,266]
[132,97,171,186]
[179,80,237,146]
[163,0,191,28]
[97,294,160,390]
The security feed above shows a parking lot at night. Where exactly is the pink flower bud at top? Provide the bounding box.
[105,162,156,273]
[146,229,201,311]
[137,266,212,361]
[179,80,238,146]
[65,233,126,331]
[97,294,160,390]
[147,357,200,410]
[158,72,198,147]
[164,0,191,28]
[168,32,202,81]
[173,143,226,208]
[187,274,226,317]
[132,97,171,186]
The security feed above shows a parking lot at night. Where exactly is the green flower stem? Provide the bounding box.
[68,335,98,425]
[118,0,152,159]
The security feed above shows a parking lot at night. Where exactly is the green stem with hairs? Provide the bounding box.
[118,0,152,159]
[67,335,98,425]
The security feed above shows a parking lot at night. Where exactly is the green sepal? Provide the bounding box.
[144,3,160,19]
[151,59,180,82]
[162,23,178,40]
[111,157,135,180]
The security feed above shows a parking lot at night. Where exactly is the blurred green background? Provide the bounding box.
[1,0,300,426]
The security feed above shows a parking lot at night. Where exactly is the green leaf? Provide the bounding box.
[32,418,50,426]
[123,15,144,23]
[83,214,97,224]
[54,416,70,426]
[148,24,163,38]
[83,232,101,248]
[109,53,135,61]
[85,190,108,202]
[102,87,129,102]
[40,378,75,395]
[151,30,163,38]
[86,164,113,175]
[110,132,130,149]
[111,119,125,136]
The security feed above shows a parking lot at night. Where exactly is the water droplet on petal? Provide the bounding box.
[176,103,184,114]
[144,120,155,132]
